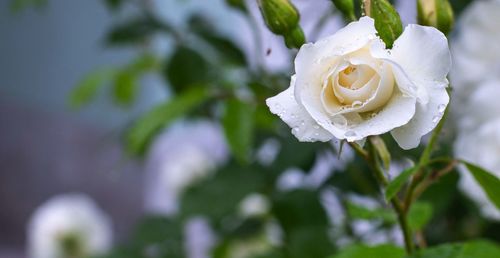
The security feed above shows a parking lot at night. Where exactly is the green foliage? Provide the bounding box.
[69,68,117,109]
[188,15,247,66]
[180,163,266,221]
[273,190,335,258]
[408,202,433,231]
[9,0,48,12]
[103,0,125,11]
[346,201,397,223]
[331,244,405,258]
[106,15,166,46]
[125,87,209,156]
[222,99,255,163]
[369,0,403,48]
[385,166,417,201]
[462,162,500,210]
[406,240,500,258]
[164,46,212,93]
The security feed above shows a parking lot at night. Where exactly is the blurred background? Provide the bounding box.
[1,0,496,258]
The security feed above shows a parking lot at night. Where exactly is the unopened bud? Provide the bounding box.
[331,0,356,21]
[257,0,300,35]
[418,0,454,35]
[284,26,305,49]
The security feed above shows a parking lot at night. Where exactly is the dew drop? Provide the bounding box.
[432,116,440,123]
[344,131,357,141]
[437,104,446,113]
[292,127,300,133]
[313,125,320,130]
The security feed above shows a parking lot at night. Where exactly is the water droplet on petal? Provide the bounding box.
[313,125,320,130]
[344,131,357,141]
[432,116,440,123]
[438,104,446,114]
[292,127,300,133]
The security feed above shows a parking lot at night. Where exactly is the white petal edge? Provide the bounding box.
[391,84,449,149]
[390,24,451,88]
[266,76,333,142]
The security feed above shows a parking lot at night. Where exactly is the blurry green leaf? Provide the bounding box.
[189,15,247,65]
[164,46,211,93]
[132,216,185,258]
[270,136,324,173]
[370,0,403,48]
[125,87,209,156]
[112,71,137,106]
[181,164,265,220]
[331,244,405,258]
[406,240,500,258]
[346,202,396,224]
[103,0,125,11]
[385,166,417,201]
[10,0,47,12]
[69,68,116,109]
[273,190,330,231]
[370,136,391,171]
[222,99,255,163]
[462,161,500,210]
[273,190,334,258]
[408,202,433,231]
[106,16,165,45]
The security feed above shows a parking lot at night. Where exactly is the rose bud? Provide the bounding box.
[284,26,306,49]
[331,0,356,21]
[418,0,454,35]
[257,0,300,35]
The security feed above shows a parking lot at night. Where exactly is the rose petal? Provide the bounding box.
[391,84,449,149]
[388,24,451,150]
[390,24,451,91]
[341,90,417,141]
[266,76,333,142]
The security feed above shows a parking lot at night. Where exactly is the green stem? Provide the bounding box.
[349,141,414,254]
[404,106,449,212]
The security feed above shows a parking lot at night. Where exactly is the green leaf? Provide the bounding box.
[132,216,185,258]
[331,244,405,258]
[385,166,417,201]
[106,16,164,46]
[112,71,137,106]
[222,99,255,163]
[370,0,403,48]
[181,164,266,220]
[462,161,500,210]
[69,68,116,109]
[370,136,391,171]
[125,87,209,156]
[272,190,334,258]
[189,15,247,65]
[103,0,125,11]
[346,202,396,224]
[408,202,433,231]
[164,46,211,93]
[406,240,500,258]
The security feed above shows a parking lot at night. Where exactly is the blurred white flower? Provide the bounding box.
[238,193,270,217]
[450,0,500,101]
[27,194,112,258]
[184,217,217,258]
[454,80,500,220]
[144,120,228,215]
[267,17,451,149]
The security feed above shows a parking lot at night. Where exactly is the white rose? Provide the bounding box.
[144,120,228,215]
[454,80,500,220]
[27,194,112,258]
[450,0,500,100]
[266,17,451,149]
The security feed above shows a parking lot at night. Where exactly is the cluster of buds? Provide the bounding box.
[257,0,305,49]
